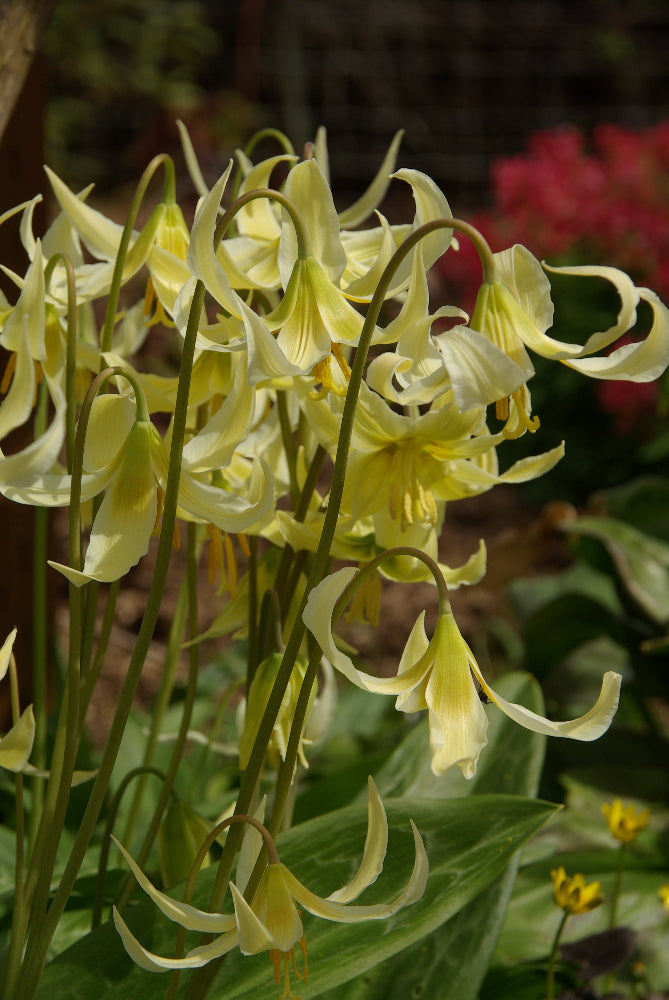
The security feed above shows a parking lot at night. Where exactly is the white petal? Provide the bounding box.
[339,131,404,228]
[478,669,622,740]
[287,819,428,920]
[0,705,35,772]
[229,882,280,955]
[327,777,388,903]
[113,907,237,972]
[0,629,17,681]
[113,838,236,934]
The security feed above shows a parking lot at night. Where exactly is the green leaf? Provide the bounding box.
[560,515,669,625]
[600,475,669,543]
[35,794,557,1000]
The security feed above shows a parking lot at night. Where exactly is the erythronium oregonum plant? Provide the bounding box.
[0,124,667,1000]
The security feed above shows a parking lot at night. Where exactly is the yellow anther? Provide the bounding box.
[223,531,237,598]
[310,343,351,399]
[206,524,223,587]
[502,387,540,439]
[143,276,173,327]
[345,568,382,628]
[1,352,17,394]
[331,341,351,380]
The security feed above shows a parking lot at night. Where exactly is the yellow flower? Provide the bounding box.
[602,799,650,845]
[659,885,669,913]
[551,867,604,915]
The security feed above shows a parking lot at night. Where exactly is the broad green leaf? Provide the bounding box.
[560,515,669,625]
[515,594,630,681]
[601,475,669,543]
[325,673,547,1000]
[35,795,557,1000]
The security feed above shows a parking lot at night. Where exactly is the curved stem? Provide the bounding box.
[333,546,450,622]
[92,767,171,929]
[99,153,175,354]
[447,218,496,283]
[214,188,310,260]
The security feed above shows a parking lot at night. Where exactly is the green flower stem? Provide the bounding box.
[272,443,327,619]
[1,655,26,1000]
[546,910,570,1000]
[228,128,295,209]
[333,546,451,622]
[92,767,170,929]
[214,188,310,261]
[244,127,295,160]
[28,381,49,851]
[183,217,455,1000]
[78,579,120,730]
[13,279,205,1000]
[277,390,299,505]
[99,153,175,354]
[610,842,627,929]
[120,575,189,849]
[247,533,259,681]
[115,522,201,914]
[447,218,496,284]
[269,639,323,839]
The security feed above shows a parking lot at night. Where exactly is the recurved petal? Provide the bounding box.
[113,907,238,972]
[476,667,622,740]
[0,404,66,495]
[564,287,669,381]
[540,261,639,358]
[303,568,433,696]
[83,394,135,472]
[327,777,388,903]
[285,819,428,921]
[0,705,35,772]
[112,838,236,933]
[338,131,404,229]
[0,629,17,681]
[235,153,298,240]
[187,165,247,311]
[176,456,274,533]
[44,167,126,262]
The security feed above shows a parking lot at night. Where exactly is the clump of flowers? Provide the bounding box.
[1,122,668,1000]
